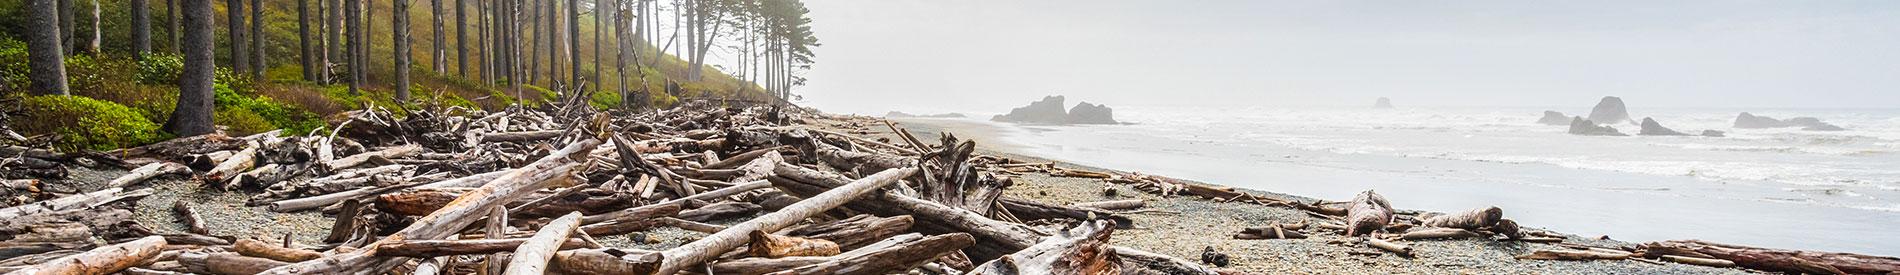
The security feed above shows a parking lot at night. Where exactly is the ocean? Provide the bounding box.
[942,105,1900,256]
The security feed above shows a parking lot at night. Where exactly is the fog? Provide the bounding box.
[792,0,1900,115]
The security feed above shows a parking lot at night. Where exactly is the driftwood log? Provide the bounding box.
[2,235,166,275]
[503,212,584,274]
[1638,240,1900,274]
[766,233,976,275]
[1344,190,1393,236]
[1421,206,1502,230]
[968,220,1120,275]
[649,167,917,274]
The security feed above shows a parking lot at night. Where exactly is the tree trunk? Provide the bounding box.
[227,0,245,73]
[249,0,263,78]
[26,0,69,96]
[455,0,466,77]
[393,0,411,101]
[168,0,178,53]
[432,0,445,74]
[343,0,360,94]
[566,0,578,91]
[87,0,99,53]
[166,0,215,136]
[592,0,601,95]
[58,0,72,54]
[527,0,538,86]
[297,0,314,81]
[133,0,151,59]
[324,0,340,84]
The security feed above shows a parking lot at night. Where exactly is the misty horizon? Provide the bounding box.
[795,0,1900,115]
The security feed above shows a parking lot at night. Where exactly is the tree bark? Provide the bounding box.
[166,0,215,135]
[298,0,315,81]
[26,0,68,96]
[3,236,166,275]
[324,0,340,84]
[249,0,263,78]
[393,0,412,101]
[344,0,361,94]
[566,0,578,90]
[432,0,445,73]
[133,0,151,59]
[227,0,246,73]
[503,211,583,274]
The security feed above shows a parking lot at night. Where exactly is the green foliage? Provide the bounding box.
[215,67,253,92]
[321,85,401,111]
[0,38,24,92]
[216,84,325,135]
[136,53,185,85]
[214,108,276,136]
[14,95,166,151]
[589,89,622,110]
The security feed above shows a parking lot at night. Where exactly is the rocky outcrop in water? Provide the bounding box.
[1374,97,1394,109]
[1733,112,1846,131]
[1067,102,1118,124]
[1568,117,1627,136]
[991,95,1118,124]
[1587,96,1631,124]
[1537,111,1571,125]
[886,111,966,118]
[1638,117,1689,136]
[1700,130,1726,137]
[991,95,1071,124]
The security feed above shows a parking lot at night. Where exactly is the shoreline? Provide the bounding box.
[868,117,1747,273]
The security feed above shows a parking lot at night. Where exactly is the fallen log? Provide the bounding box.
[1659,255,1737,268]
[968,220,1120,275]
[1344,190,1393,236]
[485,207,509,275]
[481,130,563,143]
[201,146,258,185]
[548,248,662,275]
[767,233,976,275]
[108,162,190,187]
[1421,206,1502,230]
[653,167,917,275]
[1639,240,1899,274]
[257,139,600,275]
[1515,249,1631,261]
[1070,199,1145,211]
[323,144,421,171]
[0,187,150,220]
[378,237,598,257]
[171,201,209,235]
[232,239,322,263]
[179,252,290,275]
[2,235,165,275]
[1366,238,1412,257]
[678,201,763,222]
[781,214,914,250]
[747,231,840,258]
[1399,228,1482,240]
[1235,224,1306,239]
[504,212,584,275]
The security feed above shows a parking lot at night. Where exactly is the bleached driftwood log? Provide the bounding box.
[232,239,322,263]
[766,233,976,275]
[651,167,918,275]
[171,201,208,235]
[781,214,913,250]
[1638,240,1900,274]
[968,220,1120,275]
[202,146,258,185]
[2,235,166,275]
[108,162,190,187]
[1421,206,1502,230]
[0,187,150,220]
[1344,190,1393,236]
[1070,199,1145,211]
[379,237,597,257]
[1400,228,1481,240]
[179,252,292,275]
[746,231,840,258]
[257,139,599,275]
[503,212,584,274]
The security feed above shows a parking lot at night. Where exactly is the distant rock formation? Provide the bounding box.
[1067,102,1118,124]
[1568,117,1627,136]
[1733,112,1846,131]
[885,111,966,118]
[991,95,1118,124]
[1700,130,1726,137]
[1537,111,1571,125]
[1587,96,1631,125]
[1374,97,1394,109]
[1638,117,1689,136]
[991,95,1071,124]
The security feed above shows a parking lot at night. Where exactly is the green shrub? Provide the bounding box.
[0,37,26,92]
[136,53,184,85]
[589,89,622,110]
[216,84,325,135]
[214,108,275,136]
[14,95,166,151]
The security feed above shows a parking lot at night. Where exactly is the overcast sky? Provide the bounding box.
[793,0,1900,115]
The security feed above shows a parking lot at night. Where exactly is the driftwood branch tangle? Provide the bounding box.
[653,167,918,274]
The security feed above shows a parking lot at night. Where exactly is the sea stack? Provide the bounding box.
[1537,111,1571,125]
[1374,97,1394,109]
[991,95,1071,124]
[1637,117,1689,136]
[1587,96,1631,125]
[1067,102,1119,124]
[1700,130,1726,137]
[1568,117,1628,136]
[1733,112,1846,131]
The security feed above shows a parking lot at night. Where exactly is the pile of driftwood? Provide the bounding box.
[0,99,1221,275]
